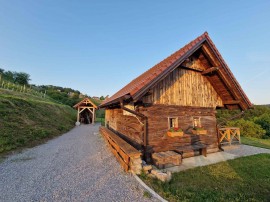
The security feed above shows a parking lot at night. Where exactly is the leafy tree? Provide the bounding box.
[254,114,270,137]
[3,71,14,82]
[100,96,105,100]
[0,68,4,74]
[14,72,31,85]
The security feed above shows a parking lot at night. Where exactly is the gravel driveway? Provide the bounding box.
[0,124,156,202]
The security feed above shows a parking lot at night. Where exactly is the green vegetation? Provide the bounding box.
[217,105,270,139]
[241,137,270,150]
[0,68,30,85]
[0,89,76,154]
[140,154,270,202]
[0,68,107,155]
[227,119,266,138]
[0,68,107,107]
[96,109,105,126]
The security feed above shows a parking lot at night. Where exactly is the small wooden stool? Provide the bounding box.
[152,151,182,169]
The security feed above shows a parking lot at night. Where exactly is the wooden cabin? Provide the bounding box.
[100,32,252,162]
[73,98,97,124]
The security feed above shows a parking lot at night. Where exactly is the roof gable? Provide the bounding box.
[100,32,252,110]
[73,98,97,109]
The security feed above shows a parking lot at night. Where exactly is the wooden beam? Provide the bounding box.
[87,108,93,113]
[180,65,203,72]
[202,67,219,75]
[223,100,240,105]
[79,108,87,113]
[79,106,94,109]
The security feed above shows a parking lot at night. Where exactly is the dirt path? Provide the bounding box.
[0,124,156,202]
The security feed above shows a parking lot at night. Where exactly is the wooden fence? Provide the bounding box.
[218,127,241,145]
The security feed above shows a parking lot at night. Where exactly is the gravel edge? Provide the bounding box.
[133,174,168,202]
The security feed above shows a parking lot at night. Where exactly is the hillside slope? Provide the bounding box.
[0,89,76,154]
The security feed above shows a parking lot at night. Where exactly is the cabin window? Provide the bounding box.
[168,117,178,129]
[193,117,201,128]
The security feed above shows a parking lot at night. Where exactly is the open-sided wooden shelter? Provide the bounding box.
[73,98,97,124]
[100,32,252,162]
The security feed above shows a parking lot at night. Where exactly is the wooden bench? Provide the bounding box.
[152,151,182,169]
[99,127,142,173]
[174,144,207,158]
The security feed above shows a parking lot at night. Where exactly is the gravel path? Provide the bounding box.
[223,144,270,157]
[0,124,157,202]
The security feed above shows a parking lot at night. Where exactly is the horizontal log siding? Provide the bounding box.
[142,67,223,108]
[105,109,144,145]
[139,105,219,153]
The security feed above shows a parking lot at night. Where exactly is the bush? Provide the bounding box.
[254,114,270,137]
[227,119,266,138]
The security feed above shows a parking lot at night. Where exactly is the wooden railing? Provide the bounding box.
[218,127,241,145]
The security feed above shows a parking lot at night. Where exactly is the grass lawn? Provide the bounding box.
[0,89,76,154]
[241,136,270,150]
[141,154,270,202]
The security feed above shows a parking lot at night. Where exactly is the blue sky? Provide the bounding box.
[0,1,269,104]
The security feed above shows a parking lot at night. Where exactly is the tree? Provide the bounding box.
[13,72,31,85]
[3,71,14,82]
[100,96,105,100]
[0,68,4,74]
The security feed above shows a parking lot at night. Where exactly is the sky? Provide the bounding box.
[0,0,269,104]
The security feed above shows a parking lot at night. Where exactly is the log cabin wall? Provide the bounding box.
[142,67,223,108]
[138,105,219,154]
[105,109,144,149]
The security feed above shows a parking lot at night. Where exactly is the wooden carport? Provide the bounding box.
[73,98,97,124]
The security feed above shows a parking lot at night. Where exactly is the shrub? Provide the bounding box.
[227,119,266,138]
[254,114,270,137]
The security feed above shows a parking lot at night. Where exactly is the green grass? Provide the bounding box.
[140,154,270,202]
[143,191,152,198]
[0,89,76,154]
[241,136,270,150]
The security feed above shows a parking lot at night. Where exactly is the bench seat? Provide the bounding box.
[174,144,207,157]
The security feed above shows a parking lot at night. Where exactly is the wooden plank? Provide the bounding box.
[142,68,223,108]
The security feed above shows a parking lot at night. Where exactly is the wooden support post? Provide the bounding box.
[92,108,95,124]
[77,108,80,122]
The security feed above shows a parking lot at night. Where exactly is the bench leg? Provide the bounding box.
[202,148,207,157]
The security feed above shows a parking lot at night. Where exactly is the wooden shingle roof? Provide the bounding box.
[100,32,252,110]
